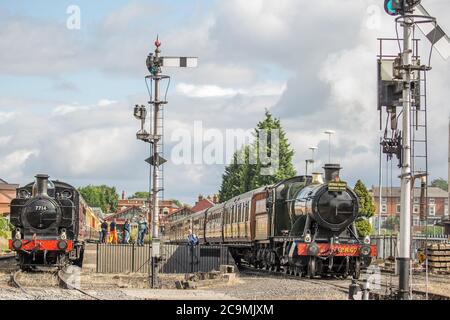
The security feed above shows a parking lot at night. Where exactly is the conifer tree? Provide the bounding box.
[218,111,296,202]
[353,180,375,236]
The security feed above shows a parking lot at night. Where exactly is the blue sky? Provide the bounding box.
[0,0,449,206]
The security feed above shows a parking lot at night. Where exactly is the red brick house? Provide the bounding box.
[0,178,19,217]
[371,186,449,233]
[191,194,217,213]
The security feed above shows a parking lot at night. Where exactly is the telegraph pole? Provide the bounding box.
[398,14,413,300]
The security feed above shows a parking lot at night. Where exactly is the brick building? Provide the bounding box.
[372,186,449,232]
[166,194,218,225]
[0,178,19,217]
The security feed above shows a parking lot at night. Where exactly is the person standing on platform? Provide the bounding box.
[187,229,199,266]
[137,215,148,246]
[123,219,131,244]
[100,221,108,243]
[109,218,118,244]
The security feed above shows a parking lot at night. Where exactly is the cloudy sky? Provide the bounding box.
[0,0,449,205]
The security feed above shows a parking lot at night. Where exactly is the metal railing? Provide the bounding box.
[373,235,449,260]
[96,243,235,274]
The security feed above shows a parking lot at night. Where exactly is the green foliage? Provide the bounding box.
[218,111,296,202]
[0,216,13,239]
[423,226,444,236]
[354,180,375,218]
[355,219,372,237]
[383,216,400,231]
[171,199,183,208]
[431,178,448,192]
[128,191,151,199]
[78,185,119,213]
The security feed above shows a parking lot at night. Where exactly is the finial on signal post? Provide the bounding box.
[155,35,161,48]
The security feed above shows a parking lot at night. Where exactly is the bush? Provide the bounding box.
[355,219,372,237]
[0,216,12,239]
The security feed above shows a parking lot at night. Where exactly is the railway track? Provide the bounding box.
[9,267,101,300]
[237,264,450,300]
[0,254,17,270]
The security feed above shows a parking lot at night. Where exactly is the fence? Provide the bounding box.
[374,235,450,260]
[96,244,152,273]
[95,243,235,274]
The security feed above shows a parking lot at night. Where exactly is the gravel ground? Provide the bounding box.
[203,273,350,300]
[0,269,448,300]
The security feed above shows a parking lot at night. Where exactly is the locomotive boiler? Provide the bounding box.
[166,164,376,278]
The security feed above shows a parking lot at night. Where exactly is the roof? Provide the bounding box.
[104,206,144,221]
[191,198,214,213]
[0,178,7,184]
[372,186,448,198]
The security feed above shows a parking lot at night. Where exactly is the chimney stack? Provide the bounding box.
[35,174,49,196]
[323,164,342,183]
[122,190,125,200]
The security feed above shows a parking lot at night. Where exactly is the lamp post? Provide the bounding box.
[309,146,317,171]
[324,130,335,163]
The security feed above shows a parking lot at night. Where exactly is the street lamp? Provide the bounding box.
[309,146,317,171]
[305,159,314,175]
[324,130,335,163]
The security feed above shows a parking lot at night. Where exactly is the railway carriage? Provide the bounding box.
[8,174,100,269]
[166,164,377,278]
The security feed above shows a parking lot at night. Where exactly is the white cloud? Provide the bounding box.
[176,81,286,98]
[0,111,15,124]
[0,149,39,180]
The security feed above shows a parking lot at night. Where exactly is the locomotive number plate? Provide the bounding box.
[328,182,347,192]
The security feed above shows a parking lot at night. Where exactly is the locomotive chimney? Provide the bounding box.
[323,164,342,183]
[35,174,49,196]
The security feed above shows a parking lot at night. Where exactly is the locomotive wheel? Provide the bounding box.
[307,257,317,279]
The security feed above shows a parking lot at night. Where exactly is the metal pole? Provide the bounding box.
[305,160,309,176]
[398,14,413,300]
[328,135,331,163]
[379,137,383,236]
[151,41,162,288]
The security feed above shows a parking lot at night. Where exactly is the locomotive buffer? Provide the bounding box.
[134,37,197,288]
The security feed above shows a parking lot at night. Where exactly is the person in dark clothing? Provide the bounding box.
[187,229,199,266]
[123,219,131,244]
[100,221,108,243]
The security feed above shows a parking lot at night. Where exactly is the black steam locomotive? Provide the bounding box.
[166,164,376,278]
[8,174,99,269]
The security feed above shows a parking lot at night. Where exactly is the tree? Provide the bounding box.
[78,185,119,213]
[353,180,375,236]
[0,216,12,239]
[218,111,296,202]
[128,191,150,199]
[383,216,400,231]
[354,180,375,218]
[355,219,372,237]
[431,178,448,192]
[219,151,245,202]
[251,110,296,187]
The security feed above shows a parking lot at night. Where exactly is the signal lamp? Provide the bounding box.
[384,0,402,16]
